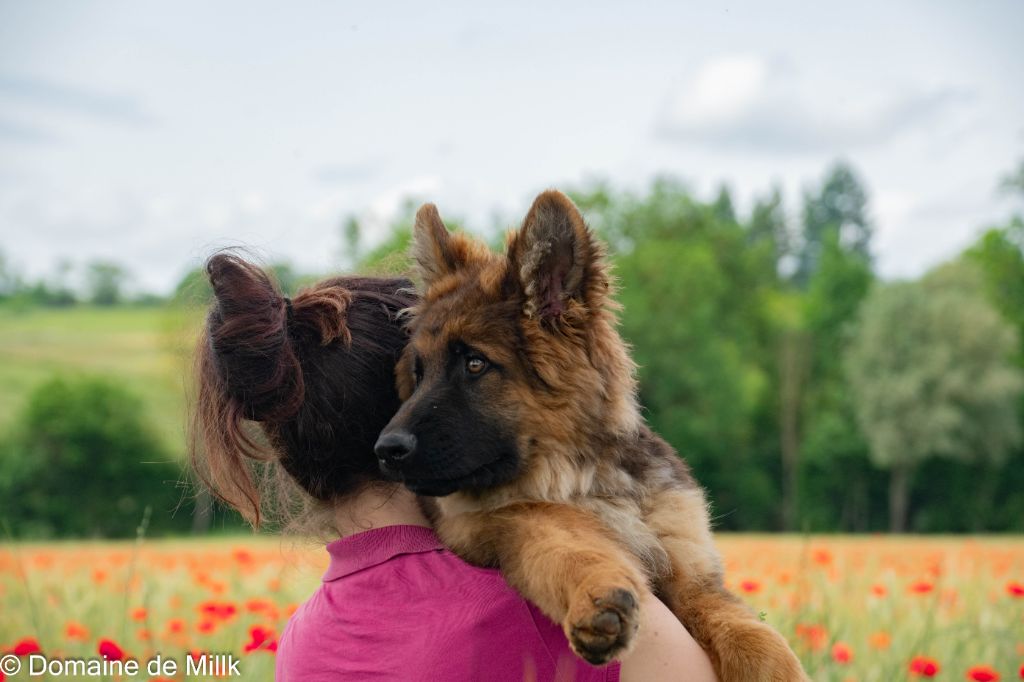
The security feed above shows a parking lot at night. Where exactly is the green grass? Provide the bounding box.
[0,304,202,454]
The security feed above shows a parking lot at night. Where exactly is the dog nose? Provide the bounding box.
[374,431,417,464]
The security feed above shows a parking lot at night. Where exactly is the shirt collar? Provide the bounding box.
[323,524,444,582]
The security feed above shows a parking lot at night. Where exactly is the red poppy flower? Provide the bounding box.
[910,656,941,677]
[909,580,934,595]
[966,665,1001,681]
[739,579,761,594]
[12,637,41,656]
[831,642,853,664]
[871,584,888,597]
[794,623,828,652]
[197,600,237,621]
[98,638,125,661]
[1007,581,1024,598]
[130,607,147,622]
[243,625,278,654]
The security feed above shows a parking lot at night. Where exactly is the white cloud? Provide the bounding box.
[657,55,973,154]
[670,54,769,127]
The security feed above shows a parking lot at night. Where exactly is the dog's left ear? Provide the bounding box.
[412,203,461,288]
[507,190,606,322]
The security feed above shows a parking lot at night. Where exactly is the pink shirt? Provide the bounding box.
[276,524,620,681]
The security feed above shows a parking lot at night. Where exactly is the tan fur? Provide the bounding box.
[401,191,808,679]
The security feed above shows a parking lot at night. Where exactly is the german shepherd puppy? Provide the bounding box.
[374,190,807,681]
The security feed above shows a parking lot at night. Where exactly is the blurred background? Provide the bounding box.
[2,0,1023,539]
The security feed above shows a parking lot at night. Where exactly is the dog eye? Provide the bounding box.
[466,357,487,375]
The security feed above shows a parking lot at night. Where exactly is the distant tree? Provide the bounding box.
[959,160,1024,530]
[86,261,129,305]
[712,185,738,225]
[0,249,22,298]
[1000,159,1024,195]
[172,266,211,306]
[846,267,1024,532]
[268,262,303,295]
[750,166,877,531]
[340,215,363,268]
[0,376,188,537]
[969,217,1024,356]
[12,259,78,306]
[970,162,1024,355]
[747,187,790,273]
[359,224,413,275]
[795,162,872,287]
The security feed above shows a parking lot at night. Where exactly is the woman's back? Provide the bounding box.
[277,525,618,682]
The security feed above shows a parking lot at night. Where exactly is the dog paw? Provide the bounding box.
[565,586,640,665]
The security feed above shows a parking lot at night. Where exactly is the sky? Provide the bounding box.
[1,0,1022,294]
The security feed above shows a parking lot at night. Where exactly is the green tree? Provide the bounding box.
[340,215,363,268]
[777,164,876,531]
[0,376,189,537]
[969,218,1024,356]
[747,187,790,271]
[0,249,22,298]
[960,160,1024,529]
[1001,159,1024,195]
[172,266,212,306]
[795,162,872,287]
[86,261,129,305]
[846,268,1024,532]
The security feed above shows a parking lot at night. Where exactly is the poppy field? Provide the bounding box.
[1,535,1022,681]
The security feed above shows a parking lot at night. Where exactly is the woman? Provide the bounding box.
[191,253,716,681]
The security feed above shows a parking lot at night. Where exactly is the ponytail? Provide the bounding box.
[191,253,353,526]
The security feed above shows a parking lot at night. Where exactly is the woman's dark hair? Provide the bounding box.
[190,253,415,527]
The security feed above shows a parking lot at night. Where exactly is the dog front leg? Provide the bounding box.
[437,501,647,666]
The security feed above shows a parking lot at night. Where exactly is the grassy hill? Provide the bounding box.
[0,304,203,455]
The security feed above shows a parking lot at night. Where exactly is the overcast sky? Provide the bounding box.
[1,0,1022,293]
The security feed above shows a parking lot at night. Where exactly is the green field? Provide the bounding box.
[0,305,201,454]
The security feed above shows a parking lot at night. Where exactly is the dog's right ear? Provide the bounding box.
[412,203,460,287]
[507,190,606,324]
